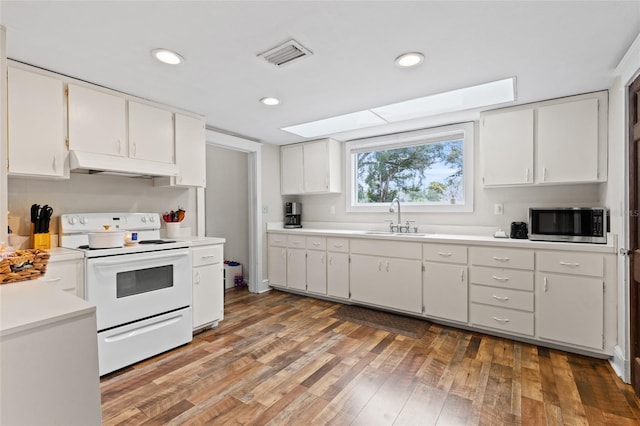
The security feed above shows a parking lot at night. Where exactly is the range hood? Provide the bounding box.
[69,150,179,177]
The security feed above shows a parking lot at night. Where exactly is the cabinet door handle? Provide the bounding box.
[116,139,121,154]
[492,275,509,282]
[329,256,333,266]
[281,250,286,259]
[460,268,465,282]
[543,276,548,292]
[386,261,390,272]
[195,271,200,284]
[132,142,137,156]
[559,261,580,268]
[52,156,57,172]
[492,256,510,262]
[542,167,547,181]
[492,295,509,302]
[438,252,453,257]
[492,316,510,323]
[378,260,382,271]
[525,167,530,182]
[321,255,325,265]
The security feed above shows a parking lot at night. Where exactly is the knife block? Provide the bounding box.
[31,225,51,250]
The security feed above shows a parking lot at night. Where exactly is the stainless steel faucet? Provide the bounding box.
[389,198,402,231]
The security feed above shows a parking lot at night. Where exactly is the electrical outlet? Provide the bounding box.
[262,205,268,214]
[494,203,504,215]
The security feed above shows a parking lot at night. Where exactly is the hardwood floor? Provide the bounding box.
[101,288,640,425]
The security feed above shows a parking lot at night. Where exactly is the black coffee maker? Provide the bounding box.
[284,202,302,228]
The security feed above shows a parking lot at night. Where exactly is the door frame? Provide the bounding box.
[200,129,266,294]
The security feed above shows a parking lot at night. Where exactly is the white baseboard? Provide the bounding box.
[256,279,271,293]
[611,345,630,383]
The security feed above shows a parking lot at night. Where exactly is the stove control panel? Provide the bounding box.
[60,213,162,234]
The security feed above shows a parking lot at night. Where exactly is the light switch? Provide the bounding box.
[494,203,504,215]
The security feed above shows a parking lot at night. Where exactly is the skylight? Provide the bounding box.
[281,77,516,138]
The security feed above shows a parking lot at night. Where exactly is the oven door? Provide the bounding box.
[86,248,192,331]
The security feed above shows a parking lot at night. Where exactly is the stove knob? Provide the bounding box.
[79,217,88,225]
[149,216,155,223]
[68,217,78,225]
[141,216,147,223]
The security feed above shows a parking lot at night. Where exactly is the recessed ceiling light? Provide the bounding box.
[395,52,424,68]
[260,97,280,106]
[151,48,184,65]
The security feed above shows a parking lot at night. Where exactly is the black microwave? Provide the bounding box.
[529,207,608,244]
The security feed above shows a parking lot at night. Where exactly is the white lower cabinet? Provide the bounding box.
[287,247,307,291]
[350,240,422,314]
[327,238,350,299]
[35,251,84,297]
[469,246,535,337]
[268,234,287,287]
[192,244,224,331]
[306,236,327,295]
[536,251,605,350]
[423,243,468,323]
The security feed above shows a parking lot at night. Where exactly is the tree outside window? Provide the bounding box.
[355,139,464,205]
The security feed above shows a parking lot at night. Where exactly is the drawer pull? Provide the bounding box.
[559,261,580,268]
[312,242,321,246]
[274,239,284,243]
[438,252,453,257]
[333,244,344,248]
[492,256,510,262]
[492,316,510,323]
[492,295,509,302]
[292,241,302,245]
[201,255,217,259]
[41,277,62,283]
[492,275,509,282]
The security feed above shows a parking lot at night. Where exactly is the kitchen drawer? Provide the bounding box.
[327,238,349,253]
[306,236,327,251]
[287,234,306,248]
[470,247,534,270]
[470,284,533,312]
[36,260,78,293]
[470,266,534,291]
[268,233,287,248]
[350,239,421,260]
[537,251,604,277]
[192,245,223,267]
[470,303,534,336]
[423,243,467,264]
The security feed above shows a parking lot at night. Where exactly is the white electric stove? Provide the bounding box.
[60,212,193,376]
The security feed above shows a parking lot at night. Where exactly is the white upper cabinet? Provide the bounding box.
[281,144,304,194]
[480,91,607,187]
[155,113,206,187]
[68,84,127,157]
[8,67,66,178]
[536,98,599,184]
[480,109,534,186]
[281,138,341,195]
[128,101,174,164]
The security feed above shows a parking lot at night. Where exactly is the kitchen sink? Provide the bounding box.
[363,231,430,237]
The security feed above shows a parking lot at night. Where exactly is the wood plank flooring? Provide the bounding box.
[100,288,640,425]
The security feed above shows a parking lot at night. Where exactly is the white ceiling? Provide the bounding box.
[1,1,639,145]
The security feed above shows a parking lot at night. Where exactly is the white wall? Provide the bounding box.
[205,144,249,283]
[293,129,602,234]
[7,174,196,244]
[260,144,283,279]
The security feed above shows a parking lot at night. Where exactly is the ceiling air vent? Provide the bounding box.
[258,39,313,67]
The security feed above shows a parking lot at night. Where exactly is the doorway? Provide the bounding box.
[205,145,249,289]
[629,73,640,395]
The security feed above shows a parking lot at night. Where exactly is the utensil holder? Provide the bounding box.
[32,233,51,250]
[165,222,181,238]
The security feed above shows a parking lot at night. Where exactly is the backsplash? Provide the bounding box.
[8,173,196,240]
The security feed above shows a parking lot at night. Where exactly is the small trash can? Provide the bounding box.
[223,261,243,289]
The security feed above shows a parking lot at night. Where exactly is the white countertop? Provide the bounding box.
[0,280,96,337]
[267,227,617,253]
[177,236,226,247]
[47,246,85,262]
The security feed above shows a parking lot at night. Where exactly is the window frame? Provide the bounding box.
[345,122,474,213]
